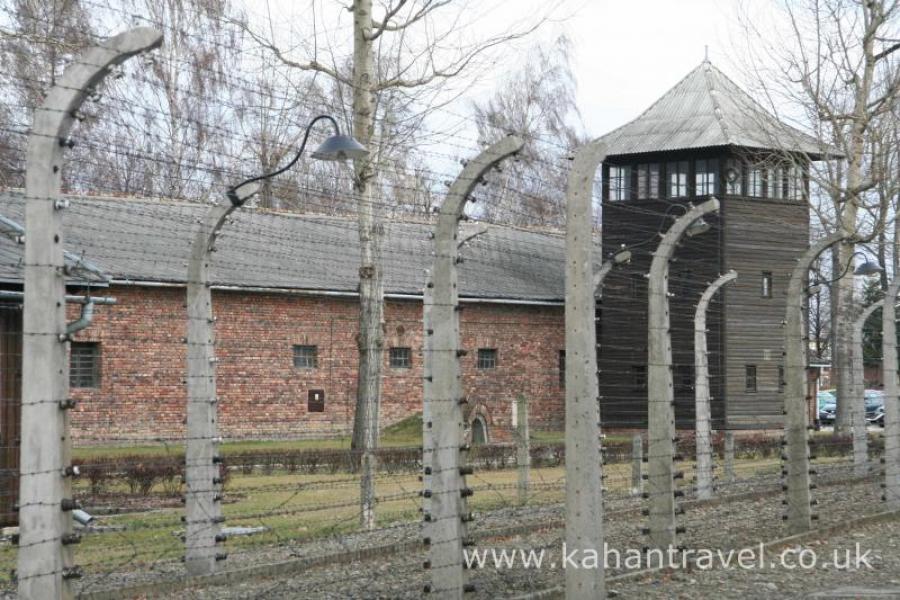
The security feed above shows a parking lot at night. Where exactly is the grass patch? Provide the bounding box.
[73,416,428,461]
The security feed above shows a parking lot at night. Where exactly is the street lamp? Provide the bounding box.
[183,113,366,575]
[808,251,881,295]
[227,114,368,206]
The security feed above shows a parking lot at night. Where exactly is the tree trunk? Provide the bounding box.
[834,9,877,433]
[833,240,856,434]
[350,0,382,531]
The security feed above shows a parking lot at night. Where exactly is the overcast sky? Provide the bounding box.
[564,0,747,137]
[237,0,779,173]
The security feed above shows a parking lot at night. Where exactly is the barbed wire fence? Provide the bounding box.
[0,15,895,600]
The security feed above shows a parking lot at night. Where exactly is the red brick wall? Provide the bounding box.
[68,285,565,443]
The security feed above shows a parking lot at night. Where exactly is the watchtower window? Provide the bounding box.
[609,166,631,201]
[745,365,758,393]
[787,165,803,200]
[761,271,773,298]
[695,159,717,196]
[768,167,785,199]
[748,166,764,197]
[667,161,688,198]
[631,365,647,391]
[636,163,660,199]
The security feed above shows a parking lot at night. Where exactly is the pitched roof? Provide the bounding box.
[599,60,828,159]
[0,191,590,304]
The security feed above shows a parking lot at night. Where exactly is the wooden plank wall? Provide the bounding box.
[721,197,809,429]
[598,198,725,429]
[0,304,21,526]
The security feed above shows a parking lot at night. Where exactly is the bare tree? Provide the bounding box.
[0,0,94,188]
[472,34,585,227]
[235,0,556,528]
[736,0,900,432]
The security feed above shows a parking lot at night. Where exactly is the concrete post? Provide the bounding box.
[563,140,609,599]
[646,198,719,551]
[883,280,900,510]
[694,270,737,500]
[515,395,530,505]
[18,28,161,599]
[784,232,844,534]
[422,272,434,540]
[425,135,523,598]
[853,299,883,477]
[421,225,487,543]
[724,431,735,483]
[631,435,643,496]
[184,200,244,574]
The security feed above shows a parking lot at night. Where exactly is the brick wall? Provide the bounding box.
[68,285,565,443]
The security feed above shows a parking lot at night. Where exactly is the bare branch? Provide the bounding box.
[376,22,541,91]
[230,16,352,86]
[370,0,451,38]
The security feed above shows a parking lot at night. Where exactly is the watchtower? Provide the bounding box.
[597,60,824,429]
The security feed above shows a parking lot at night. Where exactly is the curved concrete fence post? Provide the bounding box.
[694,270,737,500]
[783,232,844,534]
[424,135,523,598]
[20,27,162,599]
[646,198,719,551]
[563,139,609,599]
[184,201,243,575]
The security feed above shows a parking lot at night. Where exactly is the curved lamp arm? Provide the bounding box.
[226,114,341,206]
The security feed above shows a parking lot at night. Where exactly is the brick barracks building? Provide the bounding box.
[0,191,572,448]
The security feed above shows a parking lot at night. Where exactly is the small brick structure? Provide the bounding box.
[64,285,565,443]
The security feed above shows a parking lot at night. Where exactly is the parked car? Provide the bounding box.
[817,389,884,427]
[865,390,885,427]
[817,390,837,425]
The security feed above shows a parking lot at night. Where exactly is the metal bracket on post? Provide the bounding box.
[852,299,883,478]
[784,232,844,534]
[18,27,161,600]
[882,281,900,510]
[694,270,737,500]
[184,202,241,575]
[563,139,608,599]
[424,135,523,598]
[646,198,719,552]
[594,249,632,297]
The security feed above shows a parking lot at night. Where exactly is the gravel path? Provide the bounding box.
[611,516,900,599]
[156,465,887,599]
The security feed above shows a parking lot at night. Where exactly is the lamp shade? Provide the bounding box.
[854,259,882,276]
[311,134,369,161]
[685,217,711,238]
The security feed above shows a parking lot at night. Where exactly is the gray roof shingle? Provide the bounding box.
[598,61,829,158]
[0,191,587,303]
